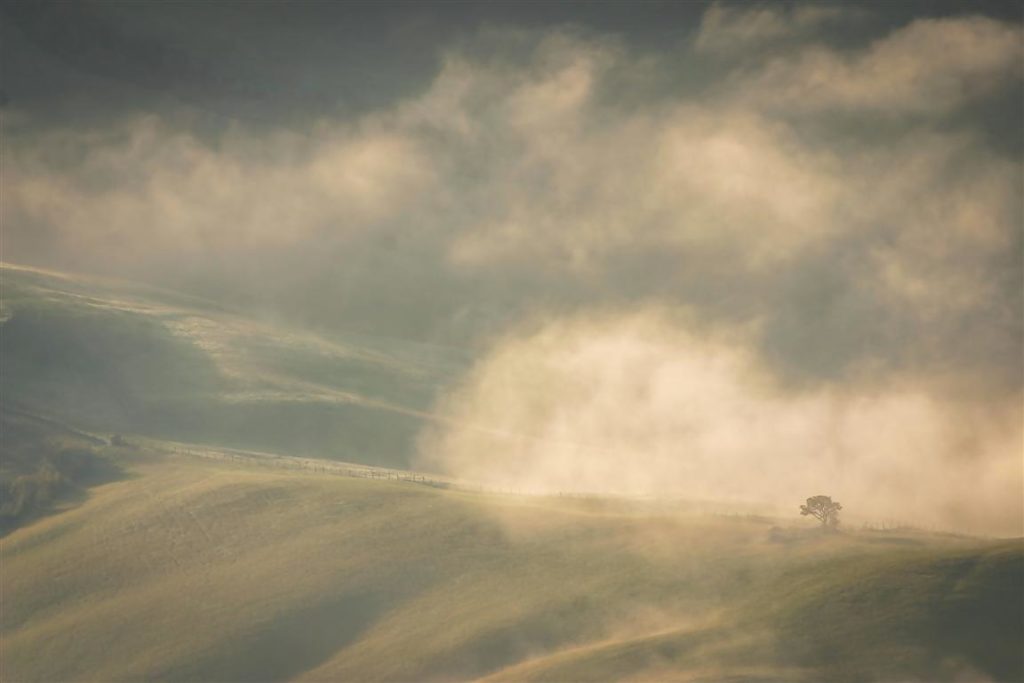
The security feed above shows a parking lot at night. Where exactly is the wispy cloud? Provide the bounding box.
[695,2,855,56]
[723,15,1023,114]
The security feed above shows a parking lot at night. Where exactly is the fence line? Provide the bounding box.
[157,442,979,536]
[167,444,454,489]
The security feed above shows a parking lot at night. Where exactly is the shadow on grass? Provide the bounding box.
[766,543,1024,682]
[162,592,389,683]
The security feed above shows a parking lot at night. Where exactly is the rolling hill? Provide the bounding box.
[1,435,1020,682]
[1,263,467,469]
[2,264,1022,681]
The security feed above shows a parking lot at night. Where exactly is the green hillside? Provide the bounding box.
[1,264,466,469]
[2,437,1020,682]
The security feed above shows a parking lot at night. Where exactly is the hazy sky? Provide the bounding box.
[4,1,1022,532]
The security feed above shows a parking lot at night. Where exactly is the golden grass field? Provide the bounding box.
[3,438,1020,682]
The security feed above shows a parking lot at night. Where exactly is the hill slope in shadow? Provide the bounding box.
[2,263,467,469]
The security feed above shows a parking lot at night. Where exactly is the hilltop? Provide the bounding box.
[1,263,466,469]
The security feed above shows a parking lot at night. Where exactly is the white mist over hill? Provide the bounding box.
[420,312,1023,536]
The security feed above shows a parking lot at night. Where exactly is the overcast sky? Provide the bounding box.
[3,1,1022,532]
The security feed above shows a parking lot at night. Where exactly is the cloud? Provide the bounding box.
[725,15,1023,115]
[6,115,434,260]
[418,312,1023,535]
[6,18,1019,360]
[443,102,843,272]
[694,2,854,56]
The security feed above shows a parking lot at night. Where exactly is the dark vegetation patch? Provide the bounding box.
[0,407,124,535]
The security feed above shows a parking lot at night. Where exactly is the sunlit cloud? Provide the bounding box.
[418,312,1023,535]
[723,15,1023,114]
[694,2,856,56]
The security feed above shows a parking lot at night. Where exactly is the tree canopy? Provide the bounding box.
[800,495,842,527]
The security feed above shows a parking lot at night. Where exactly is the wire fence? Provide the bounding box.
[151,440,980,537]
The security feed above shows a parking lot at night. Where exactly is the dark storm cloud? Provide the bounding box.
[5,1,1016,125]
[0,1,706,128]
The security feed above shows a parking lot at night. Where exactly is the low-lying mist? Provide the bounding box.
[418,312,1023,536]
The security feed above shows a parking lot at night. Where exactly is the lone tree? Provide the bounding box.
[800,495,842,528]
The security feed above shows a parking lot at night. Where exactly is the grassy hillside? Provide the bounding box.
[3,264,1021,681]
[1,264,466,469]
[2,440,1020,682]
